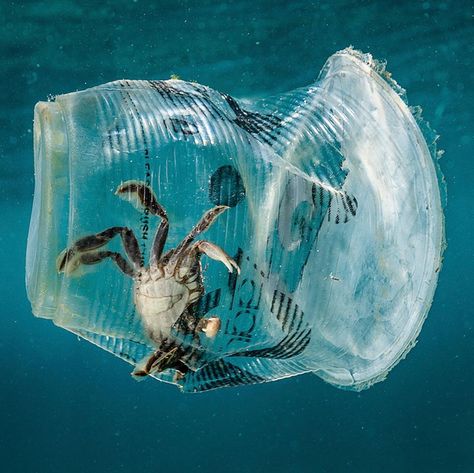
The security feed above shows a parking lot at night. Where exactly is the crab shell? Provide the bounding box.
[133,263,202,343]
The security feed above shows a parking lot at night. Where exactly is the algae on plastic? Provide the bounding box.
[26,48,445,392]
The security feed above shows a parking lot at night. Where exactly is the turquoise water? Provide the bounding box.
[1,1,473,472]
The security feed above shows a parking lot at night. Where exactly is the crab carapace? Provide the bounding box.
[57,180,240,379]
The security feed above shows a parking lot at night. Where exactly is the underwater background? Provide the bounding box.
[1,1,473,472]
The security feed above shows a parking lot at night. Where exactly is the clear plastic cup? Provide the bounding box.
[26,48,445,392]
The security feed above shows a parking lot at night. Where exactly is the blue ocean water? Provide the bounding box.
[1,1,473,472]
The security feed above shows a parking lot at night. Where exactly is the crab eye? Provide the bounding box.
[27,48,444,393]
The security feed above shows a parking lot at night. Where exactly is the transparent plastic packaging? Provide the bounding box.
[26,48,445,392]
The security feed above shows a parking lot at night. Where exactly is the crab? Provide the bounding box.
[57,180,240,379]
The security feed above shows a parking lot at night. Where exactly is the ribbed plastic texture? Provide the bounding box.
[26,48,445,392]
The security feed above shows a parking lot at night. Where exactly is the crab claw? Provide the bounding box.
[199,317,221,338]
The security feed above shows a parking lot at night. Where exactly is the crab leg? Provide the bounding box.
[171,205,229,263]
[78,250,135,276]
[133,345,189,378]
[57,226,142,274]
[115,180,169,266]
[150,220,169,267]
